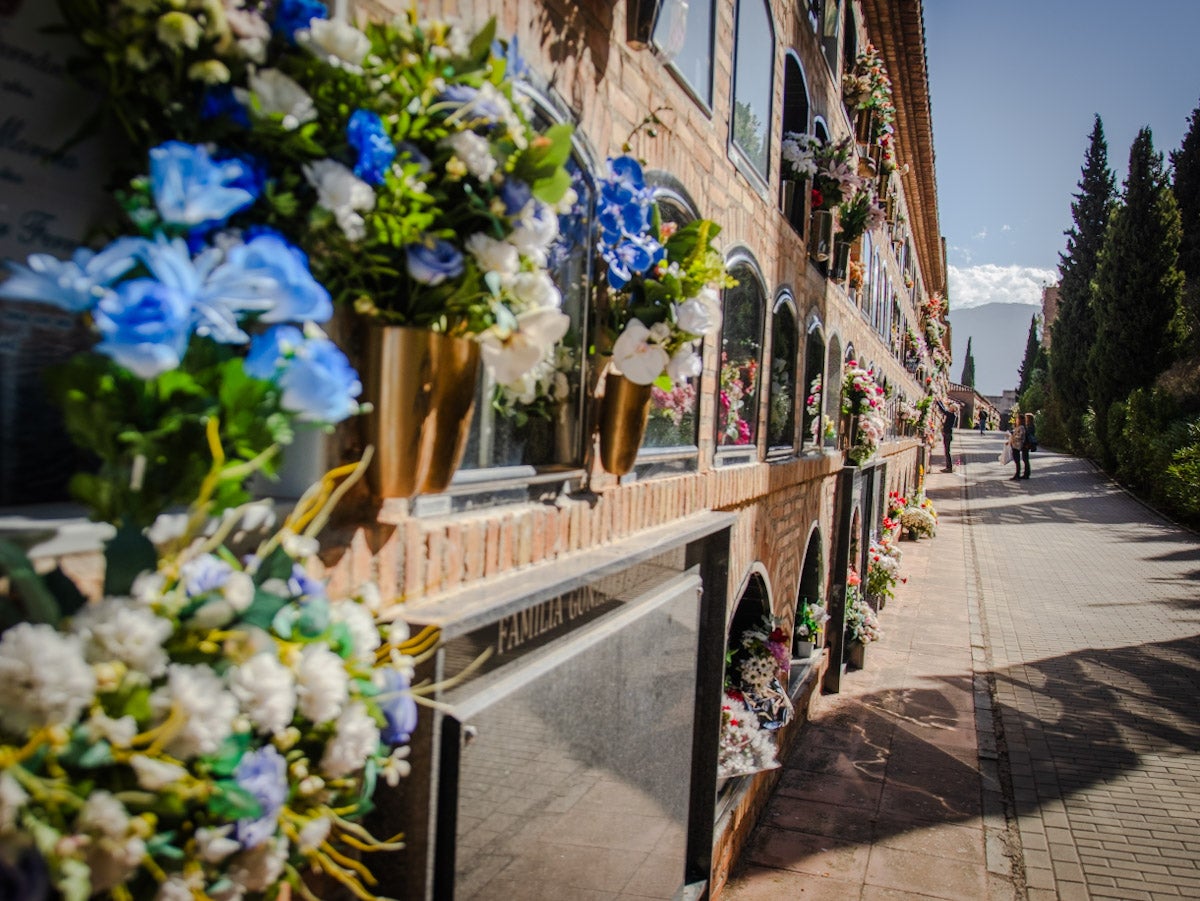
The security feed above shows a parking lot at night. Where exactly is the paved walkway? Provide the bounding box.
[723,430,1200,900]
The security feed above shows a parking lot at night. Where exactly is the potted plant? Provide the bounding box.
[844,579,882,669]
[794,600,830,660]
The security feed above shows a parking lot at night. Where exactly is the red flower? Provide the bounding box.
[811,188,824,208]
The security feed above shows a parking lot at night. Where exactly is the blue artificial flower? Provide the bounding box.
[204,233,332,326]
[378,667,419,745]
[273,0,327,43]
[288,561,327,600]
[234,746,288,848]
[246,325,362,424]
[602,155,648,205]
[200,84,250,127]
[405,239,464,286]
[602,234,665,290]
[395,141,432,173]
[0,242,141,313]
[499,178,532,217]
[491,35,529,80]
[93,279,192,379]
[149,141,259,231]
[181,554,233,597]
[346,109,396,186]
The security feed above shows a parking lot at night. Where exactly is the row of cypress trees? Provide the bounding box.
[1033,109,1200,522]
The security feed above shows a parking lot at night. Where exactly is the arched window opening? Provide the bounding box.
[824,335,843,449]
[718,259,767,453]
[780,53,811,232]
[731,0,775,180]
[767,297,799,453]
[793,528,826,668]
[652,0,716,109]
[802,318,826,450]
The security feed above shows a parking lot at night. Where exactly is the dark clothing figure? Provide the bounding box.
[978,418,986,434]
[937,401,957,471]
[1020,416,1036,479]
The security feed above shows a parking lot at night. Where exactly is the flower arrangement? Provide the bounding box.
[58,2,577,382]
[897,398,921,426]
[717,691,779,779]
[795,600,830,646]
[596,156,731,386]
[0,455,423,900]
[0,141,361,527]
[866,540,904,601]
[845,586,882,644]
[841,360,887,464]
[647,382,698,444]
[491,343,575,427]
[900,493,938,539]
[781,133,863,213]
[842,43,896,142]
[848,259,865,292]
[836,185,886,245]
[719,355,758,446]
[886,490,908,522]
[805,374,824,445]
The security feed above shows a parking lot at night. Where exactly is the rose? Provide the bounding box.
[244,325,362,423]
[93,279,192,379]
[300,18,372,67]
[302,159,375,241]
[205,232,332,324]
[407,239,466,286]
[149,142,259,230]
[236,68,317,130]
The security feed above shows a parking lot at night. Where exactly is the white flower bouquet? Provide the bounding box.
[0,456,422,900]
[845,588,882,645]
[596,156,732,386]
[717,691,780,779]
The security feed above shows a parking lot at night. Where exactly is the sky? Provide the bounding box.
[923,0,1200,310]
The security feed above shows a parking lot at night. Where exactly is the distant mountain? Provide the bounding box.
[946,302,1040,396]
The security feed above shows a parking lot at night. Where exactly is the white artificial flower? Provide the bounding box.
[71,599,173,678]
[236,68,316,130]
[298,817,331,852]
[674,292,721,337]
[508,202,560,258]
[130,755,189,791]
[196,824,240,863]
[554,186,579,215]
[464,232,519,281]
[87,834,146,893]
[130,570,166,605]
[303,159,375,242]
[156,875,200,901]
[0,772,28,835]
[381,744,412,787]
[0,623,95,734]
[611,320,670,385]
[280,530,321,561]
[479,307,570,385]
[299,19,371,68]
[320,702,379,778]
[87,711,137,748]
[150,664,238,759]
[442,130,497,180]
[78,791,129,839]
[228,836,287,893]
[667,347,702,384]
[224,571,256,613]
[509,270,562,310]
[356,582,383,614]
[295,645,348,725]
[224,2,271,63]
[330,601,380,665]
[648,321,671,343]
[230,653,296,735]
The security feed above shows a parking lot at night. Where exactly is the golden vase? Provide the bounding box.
[364,326,480,499]
[598,370,653,476]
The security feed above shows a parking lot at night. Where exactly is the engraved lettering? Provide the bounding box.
[17,210,77,252]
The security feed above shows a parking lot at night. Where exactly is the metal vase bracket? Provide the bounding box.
[598,370,652,476]
[364,325,480,499]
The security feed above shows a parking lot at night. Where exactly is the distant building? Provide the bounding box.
[1041,283,1060,349]
[948,382,1000,428]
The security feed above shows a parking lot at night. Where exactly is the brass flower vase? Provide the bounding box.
[598,370,652,476]
[364,325,480,499]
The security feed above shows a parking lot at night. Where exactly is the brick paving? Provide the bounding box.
[723,431,1200,900]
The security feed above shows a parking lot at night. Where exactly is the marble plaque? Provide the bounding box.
[0,2,116,504]
[441,572,703,899]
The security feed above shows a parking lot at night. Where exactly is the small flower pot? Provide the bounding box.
[846,639,866,670]
[794,640,815,660]
[598,370,653,476]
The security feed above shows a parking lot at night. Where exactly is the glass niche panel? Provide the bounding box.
[458,160,593,473]
[652,0,716,108]
[718,262,765,449]
[767,302,798,450]
[731,0,775,178]
[643,189,701,451]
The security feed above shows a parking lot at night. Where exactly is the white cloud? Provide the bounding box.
[947,263,1058,311]
[973,228,988,240]
[1001,224,1012,233]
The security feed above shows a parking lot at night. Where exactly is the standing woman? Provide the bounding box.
[1008,415,1026,481]
[1020,412,1036,479]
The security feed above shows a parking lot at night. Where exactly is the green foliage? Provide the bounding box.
[1171,101,1200,354]
[1017,315,1043,395]
[1164,420,1200,520]
[960,336,976,388]
[1050,116,1116,451]
[1089,127,1185,461]
[44,343,289,528]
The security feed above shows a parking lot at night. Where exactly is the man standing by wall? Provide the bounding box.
[936,399,958,472]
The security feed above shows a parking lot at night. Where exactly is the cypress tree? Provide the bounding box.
[1017,315,1041,395]
[1049,116,1115,451]
[960,337,976,388]
[1171,99,1200,352]
[1089,127,1185,459]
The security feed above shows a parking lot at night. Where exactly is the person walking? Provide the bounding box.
[978,414,986,434]
[1019,412,1036,479]
[937,400,958,472]
[1008,415,1026,481]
